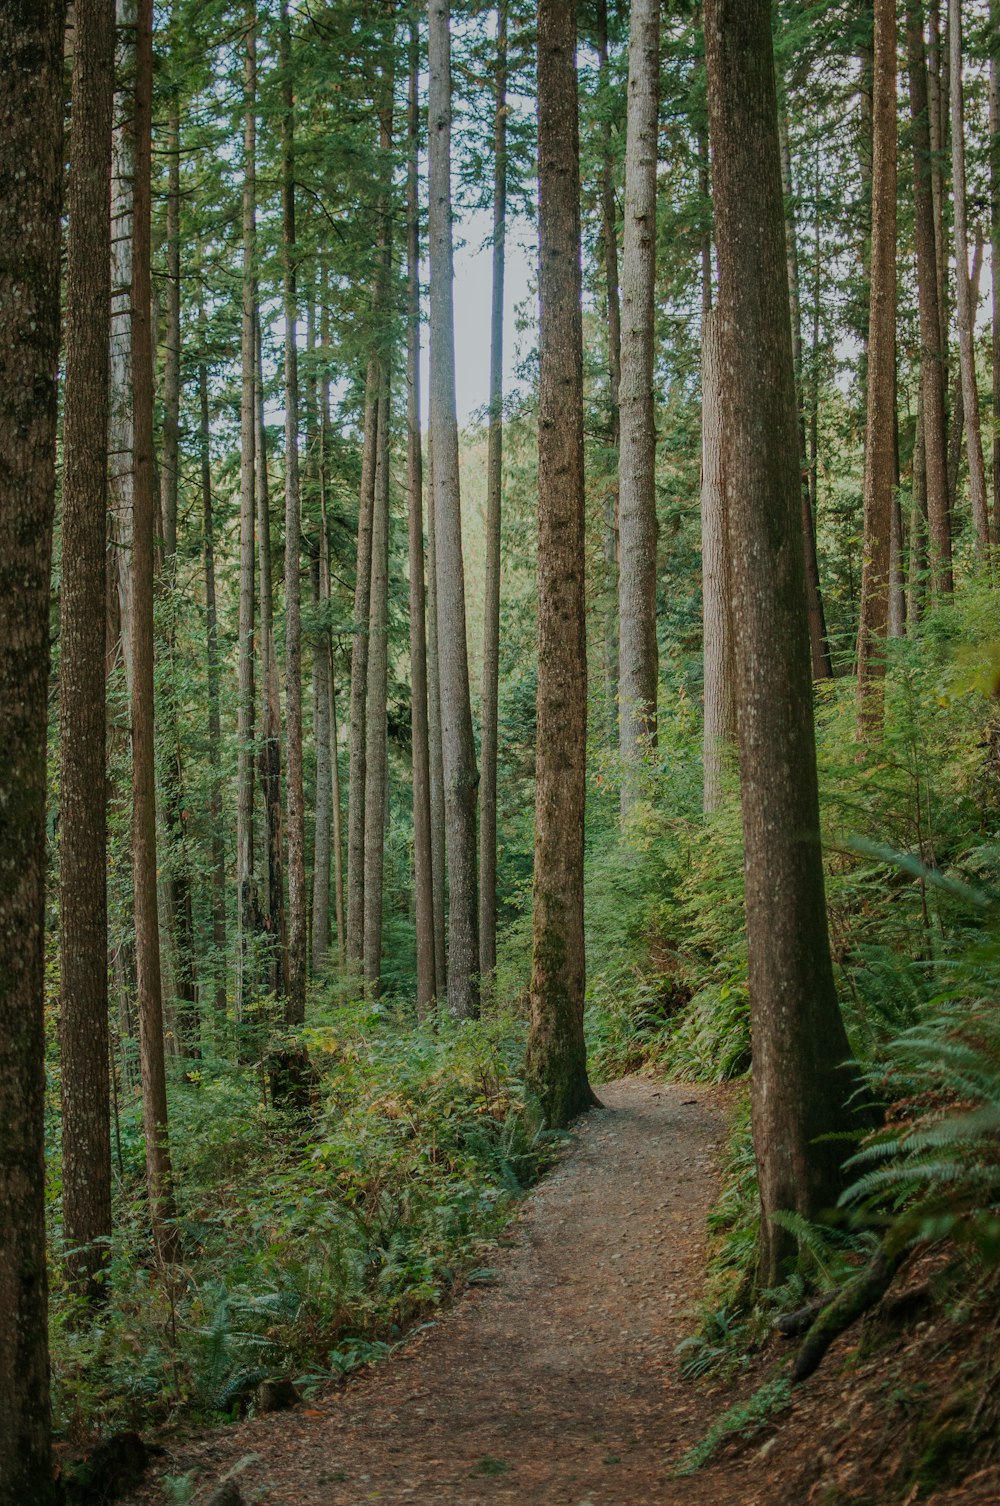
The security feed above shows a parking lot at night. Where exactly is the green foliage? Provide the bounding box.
[47,1000,553,1439]
[672,1372,792,1475]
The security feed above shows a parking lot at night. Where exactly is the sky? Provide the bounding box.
[420,207,539,430]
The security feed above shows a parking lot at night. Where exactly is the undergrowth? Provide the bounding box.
[46,999,555,1441]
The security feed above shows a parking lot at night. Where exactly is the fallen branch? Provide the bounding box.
[791,1246,907,1384]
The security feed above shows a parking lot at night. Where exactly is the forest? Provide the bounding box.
[2,0,1000,1501]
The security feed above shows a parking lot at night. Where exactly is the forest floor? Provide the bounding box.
[125,1078,1000,1506]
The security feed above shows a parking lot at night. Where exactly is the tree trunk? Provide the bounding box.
[0,3,63,1492]
[855,0,897,738]
[907,0,953,595]
[991,14,1000,543]
[909,387,929,627]
[617,0,660,813]
[236,0,258,1023]
[428,0,480,1019]
[330,661,346,963]
[949,0,990,558]
[347,356,379,966]
[525,0,597,1126]
[425,434,448,994]
[312,287,333,973]
[701,308,736,814]
[198,332,228,1022]
[705,0,866,1288]
[59,0,115,1302]
[479,2,507,992]
[596,0,621,727]
[889,395,907,638]
[256,316,288,1002]
[132,0,178,1261]
[363,378,392,993]
[408,18,436,1012]
[778,107,833,678]
[281,0,307,1026]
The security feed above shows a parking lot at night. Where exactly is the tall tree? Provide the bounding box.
[256,314,288,1002]
[281,0,307,1025]
[596,0,621,723]
[312,288,334,972]
[132,0,178,1260]
[346,357,379,965]
[0,0,64,1491]
[949,0,989,556]
[408,18,437,1012]
[363,380,392,992]
[991,10,1000,542]
[777,108,832,679]
[906,0,952,596]
[855,0,897,735]
[198,318,228,1022]
[236,0,258,1021]
[59,0,116,1300]
[479,2,507,990]
[525,0,596,1125]
[705,0,863,1285]
[701,307,735,814]
[425,436,448,992]
[617,0,660,810]
[428,0,480,1018]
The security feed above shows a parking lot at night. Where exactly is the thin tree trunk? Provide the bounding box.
[363,379,392,994]
[479,2,506,991]
[330,661,346,963]
[59,0,115,1301]
[347,356,379,966]
[596,0,620,725]
[856,0,897,738]
[778,107,833,678]
[705,0,867,1288]
[425,433,448,993]
[408,17,436,1012]
[991,21,1000,542]
[312,284,333,973]
[0,1,64,1485]
[949,0,990,558]
[428,0,480,1019]
[947,232,983,521]
[281,0,307,1026]
[701,308,735,814]
[198,329,227,1022]
[255,316,288,1001]
[889,393,907,638]
[618,0,660,812]
[236,0,258,1021]
[525,0,597,1126]
[132,0,178,1261]
[907,0,953,594]
[909,386,929,627]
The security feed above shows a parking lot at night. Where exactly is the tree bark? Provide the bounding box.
[705,0,865,1287]
[198,330,228,1022]
[132,0,178,1261]
[312,287,333,973]
[0,0,63,1491]
[855,0,897,738]
[949,0,990,558]
[428,0,480,1018]
[778,107,833,679]
[909,387,929,627]
[363,379,392,994]
[525,0,597,1126]
[347,357,379,966]
[479,2,507,992]
[281,0,307,1026]
[408,18,436,1012]
[617,0,660,812]
[907,0,953,595]
[59,0,115,1301]
[701,308,736,814]
[991,12,1000,543]
[236,0,258,1023]
[425,434,448,994]
[596,0,621,726]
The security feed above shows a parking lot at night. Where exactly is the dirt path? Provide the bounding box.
[132,1079,756,1506]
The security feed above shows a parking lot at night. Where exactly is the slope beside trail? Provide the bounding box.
[131,1078,763,1505]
